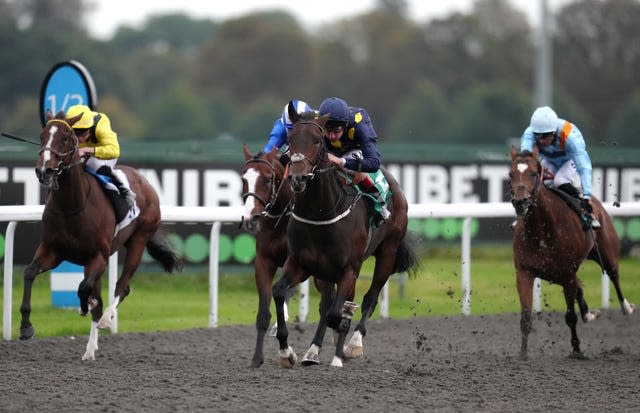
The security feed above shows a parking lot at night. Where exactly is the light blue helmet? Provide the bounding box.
[530,106,558,134]
[282,99,311,130]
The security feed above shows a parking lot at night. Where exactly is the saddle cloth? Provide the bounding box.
[85,167,140,236]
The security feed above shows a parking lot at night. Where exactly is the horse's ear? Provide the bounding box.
[287,100,301,125]
[510,146,518,161]
[242,143,252,160]
[45,110,54,122]
[67,112,83,127]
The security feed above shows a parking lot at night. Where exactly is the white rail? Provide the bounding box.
[3,202,640,340]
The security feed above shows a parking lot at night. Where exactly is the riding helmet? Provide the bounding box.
[530,106,558,134]
[319,97,350,123]
[281,100,312,130]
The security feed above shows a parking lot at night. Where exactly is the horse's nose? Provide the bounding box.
[35,167,53,183]
[289,174,307,193]
[242,215,260,233]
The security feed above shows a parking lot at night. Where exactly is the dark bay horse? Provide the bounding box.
[272,107,418,368]
[23,111,183,360]
[509,146,634,359]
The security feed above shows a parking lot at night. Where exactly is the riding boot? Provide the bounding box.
[358,175,390,225]
[558,183,600,229]
[96,166,136,208]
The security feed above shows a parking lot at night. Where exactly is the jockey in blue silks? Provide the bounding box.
[520,106,600,229]
[319,97,390,225]
[263,99,313,163]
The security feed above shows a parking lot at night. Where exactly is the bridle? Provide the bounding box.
[40,119,84,179]
[288,120,334,180]
[510,155,543,217]
[241,157,289,219]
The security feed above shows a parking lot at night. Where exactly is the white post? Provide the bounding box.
[380,281,389,318]
[461,217,472,315]
[299,279,309,322]
[108,253,118,333]
[533,278,542,313]
[3,221,17,340]
[209,222,221,328]
[601,271,610,309]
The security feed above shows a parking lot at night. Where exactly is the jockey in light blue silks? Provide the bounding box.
[520,106,600,229]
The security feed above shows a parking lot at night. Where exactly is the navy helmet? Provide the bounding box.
[319,97,350,124]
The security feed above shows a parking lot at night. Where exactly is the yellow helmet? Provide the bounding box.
[66,104,95,129]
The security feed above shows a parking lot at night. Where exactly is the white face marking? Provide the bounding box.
[242,167,260,218]
[517,162,528,173]
[38,125,57,176]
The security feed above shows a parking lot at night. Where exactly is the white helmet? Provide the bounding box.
[281,99,311,130]
[530,106,558,134]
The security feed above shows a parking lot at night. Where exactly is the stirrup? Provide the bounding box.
[511,219,517,230]
[591,217,601,229]
[122,189,136,208]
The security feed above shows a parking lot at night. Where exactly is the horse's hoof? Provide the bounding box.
[343,344,363,359]
[583,309,600,322]
[97,318,112,329]
[330,356,344,367]
[249,357,264,369]
[569,351,588,360]
[278,347,297,368]
[301,351,320,366]
[82,351,96,361]
[19,325,35,340]
[622,299,635,315]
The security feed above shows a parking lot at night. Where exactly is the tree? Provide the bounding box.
[554,0,640,143]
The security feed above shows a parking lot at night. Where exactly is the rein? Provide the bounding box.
[241,157,291,222]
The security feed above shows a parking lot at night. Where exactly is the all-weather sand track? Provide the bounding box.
[1,312,638,412]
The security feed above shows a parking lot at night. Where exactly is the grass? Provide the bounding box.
[2,245,639,339]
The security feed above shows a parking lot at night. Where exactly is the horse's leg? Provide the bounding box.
[82,277,104,361]
[346,248,396,359]
[19,245,61,340]
[590,242,635,315]
[516,271,534,360]
[272,259,305,368]
[327,272,358,368]
[562,279,585,359]
[250,256,277,368]
[575,280,599,322]
[98,237,147,328]
[302,280,333,366]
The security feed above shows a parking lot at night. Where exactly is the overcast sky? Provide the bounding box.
[87,0,574,40]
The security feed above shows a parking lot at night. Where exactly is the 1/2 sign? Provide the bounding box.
[39,60,97,126]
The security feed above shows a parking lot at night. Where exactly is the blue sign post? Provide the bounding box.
[40,60,97,307]
[39,60,97,126]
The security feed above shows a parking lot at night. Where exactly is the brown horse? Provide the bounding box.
[22,111,183,360]
[272,106,418,368]
[240,144,294,368]
[509,146,634,359]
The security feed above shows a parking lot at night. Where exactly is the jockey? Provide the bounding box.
[520,106,600,229]
[263,99,313,164]
[66,104,136,208]
[318,97,391,225]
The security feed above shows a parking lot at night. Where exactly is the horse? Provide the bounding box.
[240,144,295,368]
[271,106,419,368]
[509,146,634,359]
[22,111,183,360]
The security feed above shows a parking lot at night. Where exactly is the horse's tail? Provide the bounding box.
[394,235,420,278]
[146,232,184,273]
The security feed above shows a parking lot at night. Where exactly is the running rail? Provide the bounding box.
[3,202,640,340]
